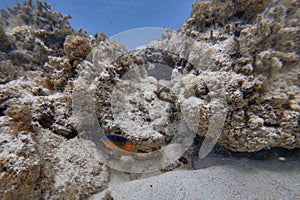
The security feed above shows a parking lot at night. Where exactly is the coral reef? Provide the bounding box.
[36,132,109,200]
[0,131,42,199]
[0,0,299,198]
[0,1,109,199]
[171,0,299,151]
[188,0,273,32]
[64,35,92,64]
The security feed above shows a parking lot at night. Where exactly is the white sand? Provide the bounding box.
[91,156,300,200]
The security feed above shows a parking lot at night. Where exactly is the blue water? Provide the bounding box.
[0,0,195,36]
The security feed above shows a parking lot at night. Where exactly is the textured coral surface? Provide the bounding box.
[0,1,109,199]
[178,0,299,151]
[0,0,299,199]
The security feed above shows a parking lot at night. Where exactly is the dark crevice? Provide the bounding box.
[263,122,280,128]
[38,115,55,129]
[187,135,300,169]
[235,11,245,19]
[65,127,78,139]
[0,105,8,117]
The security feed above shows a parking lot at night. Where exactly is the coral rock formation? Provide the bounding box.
[0,0,299,198]
[178,0,300,151]
[0,1,109,199]
[64,36,92,64]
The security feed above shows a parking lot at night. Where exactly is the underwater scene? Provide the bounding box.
[0,0,299,199]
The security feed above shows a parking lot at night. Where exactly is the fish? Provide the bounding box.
[102,135,134,152]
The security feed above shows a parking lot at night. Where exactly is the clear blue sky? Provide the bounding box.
[0,0,195,36]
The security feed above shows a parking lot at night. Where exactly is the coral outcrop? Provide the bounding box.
[189,0,274,32]
[80,0,299,153]
[0,131,42,199]
[64,35,92,64]
[0,1,109,199]
[0,0,299,198]
[174,0,299,151]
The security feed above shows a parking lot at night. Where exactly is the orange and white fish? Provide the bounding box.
[102,135,135,152]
